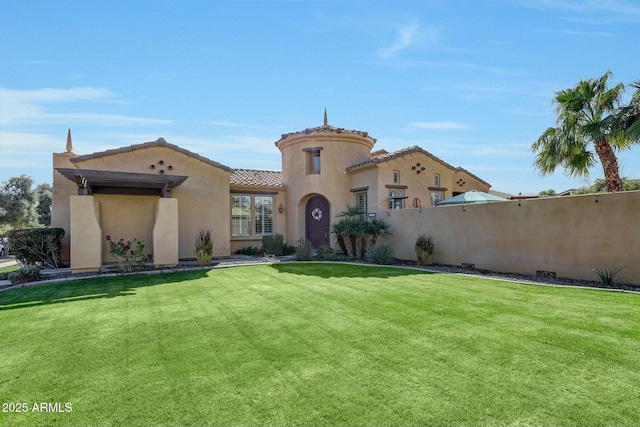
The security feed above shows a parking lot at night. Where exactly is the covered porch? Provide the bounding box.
[56,168,188,273]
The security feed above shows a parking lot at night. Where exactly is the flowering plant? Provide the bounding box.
[106,235,152,272]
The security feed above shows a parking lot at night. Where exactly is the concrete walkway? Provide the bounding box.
[0,257,18,269]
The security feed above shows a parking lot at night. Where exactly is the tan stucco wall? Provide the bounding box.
[68,145,232,260]
[369,152,490,211]
[69,195,101,273]
[347,166,379,213]
[95,194,156,264]
[51,152,78,263]
[278,133,374,246]
[383,191,640,284]
[153,198,179,266]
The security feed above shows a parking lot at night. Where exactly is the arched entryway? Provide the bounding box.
[305,195,330,247]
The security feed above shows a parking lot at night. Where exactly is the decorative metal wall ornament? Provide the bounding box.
[311,207,323,221]
[149,160,174,174]
[412,163,426,175]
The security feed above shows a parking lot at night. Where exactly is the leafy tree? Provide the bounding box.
[575,177,640,194]
[531,71,635,192]
[538,189,557,197]
[0,175,38,229]
[35,183,52,226]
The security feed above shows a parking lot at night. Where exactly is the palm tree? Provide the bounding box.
[332,205,367,259]
[613,80,640,141]
[367,218,392,247]
[531,71,630,192]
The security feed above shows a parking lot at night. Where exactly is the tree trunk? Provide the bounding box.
[355,236,363,259]
[594,138,623,192]
[370,233,378,247]
[342,233,354,258]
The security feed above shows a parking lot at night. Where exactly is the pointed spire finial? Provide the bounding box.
[323,108,328,126]
[66,129,73,153]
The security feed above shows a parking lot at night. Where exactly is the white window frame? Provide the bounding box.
[232,195,275,237]
[231,195,252,237]
[389,189,404,209]
[254,196,274,236]
[355,191,368,216]
[431,192,444,206]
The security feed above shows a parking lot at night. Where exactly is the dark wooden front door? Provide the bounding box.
[306,195,330,248]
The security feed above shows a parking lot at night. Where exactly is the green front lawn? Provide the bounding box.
[0,263,638,426]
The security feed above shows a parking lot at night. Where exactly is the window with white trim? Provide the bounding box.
[393,170,400,184]
[255,196,274,235]
[355,191,368,215]
[231,195,252,236]
[232,195,275,237]
[431,191,444,206]
[434,174,440,187]
[388,189,404,209]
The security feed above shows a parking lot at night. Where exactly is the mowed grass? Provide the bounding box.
[0,263,639,426]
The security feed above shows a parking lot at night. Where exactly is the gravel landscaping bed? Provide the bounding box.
[389,260,640,292]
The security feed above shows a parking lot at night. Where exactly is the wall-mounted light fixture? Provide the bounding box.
[278,203,285,213]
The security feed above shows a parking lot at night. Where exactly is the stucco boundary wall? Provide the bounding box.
[381,190,640,284]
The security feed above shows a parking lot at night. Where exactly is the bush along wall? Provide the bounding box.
[7,228,65,269]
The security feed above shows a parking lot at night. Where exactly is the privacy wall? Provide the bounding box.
[382,190,640,284]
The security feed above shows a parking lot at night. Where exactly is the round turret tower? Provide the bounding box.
[275,111,376,247]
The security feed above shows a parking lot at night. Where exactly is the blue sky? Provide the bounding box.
[1,0,639,195]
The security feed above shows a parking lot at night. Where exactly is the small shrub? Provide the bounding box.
[415,234,435,265]
[7,228,65,268]
[593,263,625,287]
[316,245,336,260]
[8,266,42,285]
[106,235,152,272]
[194,229,214,266]
[262,234,285,256]
[282,243,297,256]
[295,239,313,261]
[235,246,262,256]
[367,243,394,265]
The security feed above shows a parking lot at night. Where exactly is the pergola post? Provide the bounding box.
[70,195,102,273]
[153,198,179,267]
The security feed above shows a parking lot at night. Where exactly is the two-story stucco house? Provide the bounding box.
[52,113,490,273]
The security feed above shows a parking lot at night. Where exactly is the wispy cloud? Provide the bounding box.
[410,121,470,131]
[378,19,425,59]
[0,87,172,127]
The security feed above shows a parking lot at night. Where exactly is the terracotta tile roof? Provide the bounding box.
[370,149,389,158]
[70,138,234,172]
[346,145,490,187]
[230,169,283,187]
[275,124,377,145]
[489,189,513,199]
